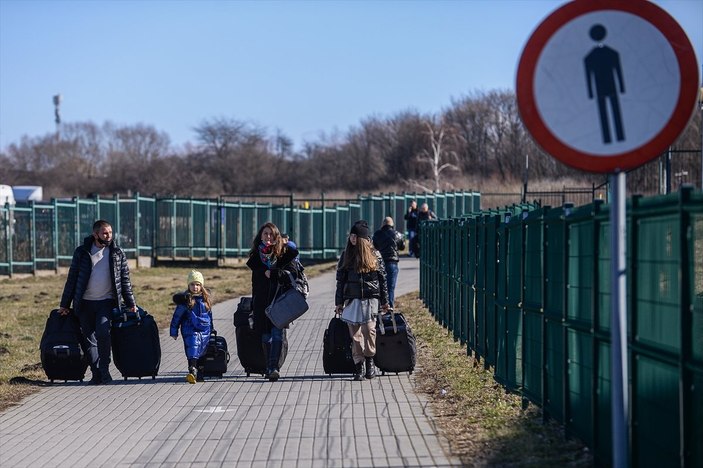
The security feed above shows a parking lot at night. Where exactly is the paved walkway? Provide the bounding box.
[0,258,461,467]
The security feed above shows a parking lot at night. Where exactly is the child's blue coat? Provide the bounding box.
[169,292,212,359]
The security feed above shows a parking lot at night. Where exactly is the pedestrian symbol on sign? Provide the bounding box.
[584,24,626,144]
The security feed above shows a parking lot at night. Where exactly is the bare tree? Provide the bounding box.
[410,121,461,191]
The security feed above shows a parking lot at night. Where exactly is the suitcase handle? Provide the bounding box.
[378,308,398,335]
[53,345,71,357]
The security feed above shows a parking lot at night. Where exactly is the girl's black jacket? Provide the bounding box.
[334,250,389,306]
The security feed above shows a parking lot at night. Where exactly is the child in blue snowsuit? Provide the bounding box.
[170,270,212,383]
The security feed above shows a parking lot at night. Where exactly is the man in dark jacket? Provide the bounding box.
[372,217,405,307]
[59,220,137,384]
[404,200,419,257]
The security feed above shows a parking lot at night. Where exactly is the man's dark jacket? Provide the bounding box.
[372,225,404,263]
[60,236,136,311]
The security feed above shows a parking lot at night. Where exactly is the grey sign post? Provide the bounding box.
[516,2,699,467]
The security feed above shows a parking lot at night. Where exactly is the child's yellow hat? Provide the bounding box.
[187,270,204,287]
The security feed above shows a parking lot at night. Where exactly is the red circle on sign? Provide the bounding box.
[516,0,699,173]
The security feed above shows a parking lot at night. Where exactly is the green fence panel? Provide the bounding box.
[56,200,77,266]
[544,317,565,422]
[543,206,568,423]
[475,214,488,361]
[634,213,681,354]
[485,213,502,368]
[596,341,613,466]
[466,216,478,353]
[496,218,509,384]
[566,328,594,448]
[523,309,542,404]
[632,354,680,467]
[567,203,600,328]
[691,370,703,466]
[10,204,32,273]
[137,195,155,256]
[0,206,10,275]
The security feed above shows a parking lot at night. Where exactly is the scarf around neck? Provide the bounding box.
[258,242,277,269]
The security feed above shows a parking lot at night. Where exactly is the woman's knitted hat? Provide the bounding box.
[187,270,204,287]
[350,220,370,240]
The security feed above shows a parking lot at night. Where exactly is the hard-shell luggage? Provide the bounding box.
[374,311,416,375]
[111,306,161,380]
[323,313,356,375]
[40,309,88,383]
[197,330,230,378]
[233,296,287,376]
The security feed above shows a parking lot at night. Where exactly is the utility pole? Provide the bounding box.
[53,94,62,142]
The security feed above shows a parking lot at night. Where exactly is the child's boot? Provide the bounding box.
[186,359,197,384]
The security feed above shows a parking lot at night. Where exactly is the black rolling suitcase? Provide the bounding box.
[322,313,356,375]
[40,309,88,383]
[374,311,416,375]
[233,296,287,376]
[197,330,230,378]
[111,306,161,380]
[322,315,355,375]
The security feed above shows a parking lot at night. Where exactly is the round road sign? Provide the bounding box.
[516,0,699,173]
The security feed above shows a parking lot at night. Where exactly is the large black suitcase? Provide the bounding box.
[40,309,88,383]
[233,296,287,376]
[374,311,416,375]
[197,330,230,378]
[322,314,356,375]
[111,306,161,380]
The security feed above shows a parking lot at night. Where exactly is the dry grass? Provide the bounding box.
[396,293,593,467]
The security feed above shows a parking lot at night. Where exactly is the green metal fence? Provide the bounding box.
[419,186,702,467]
[0,190,480,276]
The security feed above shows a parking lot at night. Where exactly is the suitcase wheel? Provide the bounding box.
[246,372,251,377]
[152,375,156,380]
[123,376,128,381]
[381,371,386,376]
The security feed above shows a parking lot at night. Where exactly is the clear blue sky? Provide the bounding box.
[1,0,701,152]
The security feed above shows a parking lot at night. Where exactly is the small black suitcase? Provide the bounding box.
[374,311,416,375]
[233,296,287,376]
[322,314,356,375]
[40,309,88,383]
[111,306,161,380]
[197,330,230,378]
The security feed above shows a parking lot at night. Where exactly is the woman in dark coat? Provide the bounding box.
[246,222,302,381]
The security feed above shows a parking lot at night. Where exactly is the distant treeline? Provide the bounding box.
[1,89,700,199]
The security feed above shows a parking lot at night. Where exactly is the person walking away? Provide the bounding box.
[416,203,437,259]
[404,200,419,257]
[247,222,304,381]
[335,220,390,381]
[372,216,404,308]
[170,270,212,383]
[59,219,137,385]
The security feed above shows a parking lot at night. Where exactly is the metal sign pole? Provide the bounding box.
[610,171,628,468]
